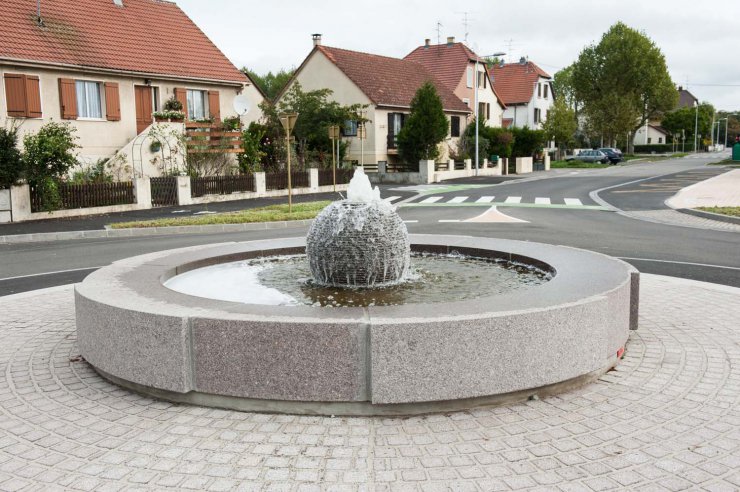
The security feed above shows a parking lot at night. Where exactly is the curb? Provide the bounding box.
[675,208,740,225]
[0,219,315,245]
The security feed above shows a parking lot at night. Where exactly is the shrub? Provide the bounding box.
[397,82,449,163]
[223,116,241,131]
[511,127,547,158]
[163,96,183,112]
[633,144,674,153]
[0,125,23,189]
[23,122,79,211]
[237,122,267,174]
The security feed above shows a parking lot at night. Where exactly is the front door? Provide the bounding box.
[134,85,153,134]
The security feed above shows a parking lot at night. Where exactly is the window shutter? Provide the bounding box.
[174,87,187,116]
[104,82,121,121]
[387,113,395,148]
[4,74,28,117]
[207,90,220,121]
[25,76,42,118]
[58,78,78,120]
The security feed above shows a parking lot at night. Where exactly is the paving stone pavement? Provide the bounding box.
[622,209,740,233]
[1,275,740,491]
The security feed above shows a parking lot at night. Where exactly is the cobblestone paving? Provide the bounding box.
[1,275,740,491]
[623,209,740,233]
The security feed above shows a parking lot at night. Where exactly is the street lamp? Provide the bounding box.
[474,52,506,176]
[693,101,699,153]
[717,118,728,150]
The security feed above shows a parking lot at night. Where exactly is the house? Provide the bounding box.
[676,86,699,109]
[277,35,471,166]
[404,37,505,127]
[0,0,263,177]
[491,58,553,130]
[634,124,671,146]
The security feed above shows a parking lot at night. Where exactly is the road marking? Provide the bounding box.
[505,196,522,204]
[403,220,418,223]
[535,197,551,205]
[420,196,443,204]
[384,196,401,202]
[438,219,461,223]
[476,196,495,203]
[0,266,103,282]
[448,196,468,203]
[564,198,583,206]
[618,257,740,271]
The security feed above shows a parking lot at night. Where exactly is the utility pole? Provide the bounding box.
[693,101,699,153]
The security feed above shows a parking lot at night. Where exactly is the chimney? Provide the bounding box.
[424,38,431,49]
[312,33,322,46]
[113,0,123,6]
[678,85,683,91]
[519,56,527,65]
[446,36,455,46]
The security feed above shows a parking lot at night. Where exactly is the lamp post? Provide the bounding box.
[717,118,728,150]
[357,110,367,168]
[693,101,699,153]
[279,112,299,212]
[474,52,506,176]
[328,125,340,192]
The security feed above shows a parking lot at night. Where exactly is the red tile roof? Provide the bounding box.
[314,45,470,113]
[0,0,248,84]
[491,61,551,105]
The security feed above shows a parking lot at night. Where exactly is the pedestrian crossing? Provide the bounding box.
[401,195,592,207]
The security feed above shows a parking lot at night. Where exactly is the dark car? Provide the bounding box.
[598,148,622,164]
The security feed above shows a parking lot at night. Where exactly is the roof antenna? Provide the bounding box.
[435,20,443,53]
[459,11,470,44]
[36,0,45,26]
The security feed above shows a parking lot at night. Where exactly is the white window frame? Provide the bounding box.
[466,67,474,88]
[462,98,470,108]
[186,89,208,120]
[75,80,105,120]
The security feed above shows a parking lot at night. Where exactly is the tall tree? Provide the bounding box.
[396,82,449,164]
[243,68,295,100]
[571,22,678,148]
[661,102,715,149]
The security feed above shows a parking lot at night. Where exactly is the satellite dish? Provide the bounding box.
[233,95,250,116]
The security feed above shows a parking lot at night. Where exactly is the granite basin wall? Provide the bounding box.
[75,235,638,413]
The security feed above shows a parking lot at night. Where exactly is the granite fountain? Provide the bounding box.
[75,169,639,415]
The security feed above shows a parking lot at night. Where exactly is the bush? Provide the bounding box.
[23,122,79,211]
[70,158,114,184]
[237,122,267,174]
[0,125,23,189]
[163,96,183,112]
[633,144,674,153]
[511,127,547,158]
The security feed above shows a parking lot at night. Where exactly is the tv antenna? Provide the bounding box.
[504,38,516,62]
[456,11,470,43]
[435,21,443,47]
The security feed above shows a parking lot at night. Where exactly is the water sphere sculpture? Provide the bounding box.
[306,168,410,287]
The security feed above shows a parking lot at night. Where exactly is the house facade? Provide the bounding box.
[0,0,263,178]
[634,124,671,146]
[404,37,505,128]
[491,59,553,130]
[279,36,471,166]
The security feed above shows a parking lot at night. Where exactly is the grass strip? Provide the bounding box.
[696,206,740,217]
[110,201,331,229]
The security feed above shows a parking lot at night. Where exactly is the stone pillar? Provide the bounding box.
[464,159,472,171]
[309,168,319,191]
[133,178,152,209]
[419,160,435,184]
[9,184,31,221]
[255,172,266,195]
[515,157,533,174]
[448,159,454,171]
[483,158,489,169]
[544,154,551,171]
[377,161,387,174]
[0,189,10,223]
[176,176,192,205]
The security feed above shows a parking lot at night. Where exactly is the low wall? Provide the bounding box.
[0,189,10,223]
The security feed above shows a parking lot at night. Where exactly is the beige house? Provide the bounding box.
[404,37,506,128]
[634,123,671,146]
[278,35,471,167]
[1,0,263,178]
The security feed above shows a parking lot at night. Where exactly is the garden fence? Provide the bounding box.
[191,175,255,197]
[30,181,135,213]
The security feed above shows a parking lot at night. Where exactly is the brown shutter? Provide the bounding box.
[104,82,121,121]
[25,76,42,118]
[207,90,220,121]
[4,73,28,117]
[58,78,77,120]
[174,87,187,117]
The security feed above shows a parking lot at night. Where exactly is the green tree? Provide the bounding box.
[541,98,577,157]
[572,22,678,149]
[0,124,23,189]
[243,68,295,100]
[396,81,449,163]
[510,127,547,158]
[661,103,715,149]
[23,122,79,211]
[552,64,578,111]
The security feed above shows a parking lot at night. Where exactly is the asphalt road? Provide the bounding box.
[1,155,738,296]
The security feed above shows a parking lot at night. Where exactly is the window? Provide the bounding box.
[537,83,542,98]
[658,137,663,143]
[387,112,406,149]
[477,71,487,89]
[486,103,490,121]
[152,87,160,111]
[534,108,541,124]
[75,80,103,119]
[466,67,473,88]
[3,73,42,118]
[647,137,652,144]
[450,116,460,137]
[343,119,358,136]
[462,98,470,108]
[543,84,549,99]
[186,89,208,120]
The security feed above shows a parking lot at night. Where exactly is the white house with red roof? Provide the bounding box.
[491,58,553,131]
[405,37,505,128]
[277,35,471,167]
[0,0,263,176]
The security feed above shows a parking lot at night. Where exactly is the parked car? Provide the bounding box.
[598,148,622,164]
[573,150,610,164]
[600,147,623,158]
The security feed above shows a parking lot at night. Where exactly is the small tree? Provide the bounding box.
[397,82,449,163]
[23,122,79,211]
[0,124,23,189]
[541,98,578,158]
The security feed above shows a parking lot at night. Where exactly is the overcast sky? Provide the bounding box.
[176,0,739,111]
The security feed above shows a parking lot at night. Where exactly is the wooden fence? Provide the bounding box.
[150,177,178,207]
[30,181,134,213]
[318,168,352,186]
[191,175,255,197]
[185,122,243,154]
[265,171,309,191]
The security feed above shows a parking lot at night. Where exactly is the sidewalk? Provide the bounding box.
[667,168,740,208]
[1,274,739,490]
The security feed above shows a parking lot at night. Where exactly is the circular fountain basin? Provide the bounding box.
[75,235,639,416]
